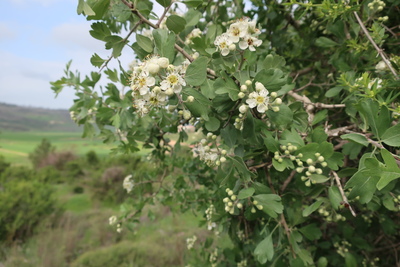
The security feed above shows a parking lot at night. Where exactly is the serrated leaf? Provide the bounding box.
[263,54,286,70]
[228,156,253,181]
[346,169,379,203]
[341,133,369,146]
[254,234,274,264]
[381,123,400,146]
[302,200,324,217]
[254,68,287,91]
[214,77,240,101]
[266,104,293,126]
[166,15,186,34]
[136,34,153,53]
[90,53,105,68]
[253,194,283,218]
[182,88,210,120]
[238,188,255,199]
[185,56,208,86]
[325,86,343,97]
[153,29,176,62]
[299,224,322,241]
[200,79,216,99]
[184,9,202,27]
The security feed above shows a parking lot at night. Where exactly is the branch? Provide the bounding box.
[331,171,357,217]
[353,12,399,80]
[280,170,297,193]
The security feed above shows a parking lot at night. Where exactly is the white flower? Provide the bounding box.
[160,71,186,93]
[246,88,270,113]
[375,61,387,71]
[239,36,262,51]
[214,33,232,56]
[227,22,247,43]
[131,73,155,95]
[123,175,134,193]
[109,215,117,225]
[239,104,248,114]
[144,87,167,107]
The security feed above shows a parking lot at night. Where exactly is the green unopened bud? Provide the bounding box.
[308,166,316,173]
[317,156,325,162]
[238,92,245,99]
[237,203,243,209]
[274,98,282,105]
[305,180,311,187]
[228,190,234,196]
[221,149,227,155]
[270,92,277,98]
[220,156,227,163]
[230,195,237,201]
[296,167,304,173]
[251,207,256,213]
[223,197,229,203]
[321,162,328,167]
[240,85,248,92]
[306,158,313,165]
[245,80,252,86]
[256,205,263,210]
[253,200,258,205]
[229,43,236,51]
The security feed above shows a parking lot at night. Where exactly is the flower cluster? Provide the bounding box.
[130,55,189,116]
[214,18,262,56]
[234,81,281,130]
[368,0,386,12]
[205,204,217,231]
[185,28,202,45]
[334,240,351,258]
[186,235,197,250]
[318,206,346,222]
[123,174,134,193]
[223,188,240,215]
[192,133,227,167]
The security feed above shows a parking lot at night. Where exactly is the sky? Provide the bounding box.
[0,0,132,110]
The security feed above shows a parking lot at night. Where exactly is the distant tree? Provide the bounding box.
[28,138,55,169]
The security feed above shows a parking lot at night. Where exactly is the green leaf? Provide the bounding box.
[185,56,209,86]
[184,9,202,27]
[90,22,111,41]
[325,86,343,97]
[381,123,400,146]
[254,234,274,264]
[346,168,379,203]
[238,187,255,199]
[228,156,253,182]
[302,200,324,217]
[266,104,293,127]
[254,68,287,91]
[309,174,329,184]
[312,110,328,126]
[156,0,171,7]
[183,0,203,8]
[315,37,338,47]
[205,117,220,131]
[183,88,210,120]
[341,133,369,146]
[152,29,176,62]
[328,186,342,210]
[263,130,280,153]
[214,77,240,101]
[299,224,322,241]
[87,0,110,20]
[90,53,105,68]
[263,54,286,70]
[166,15,187,34]
[253,194,284,218]
[200,79,216,99]
[344,252,357,267]
[357,99,391,139]
[136,34,153,53]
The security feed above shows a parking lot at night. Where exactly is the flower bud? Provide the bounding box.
[183,110,191,120]
[274,98,282,105]
[229,44,236,51]
[308,165,316,172]
[256,205,263,210]
[306,158,313,165]
[237,203,243,209]
[240,85,248,92]
[239,104,248,114]
[165,88,174,96]
[238,92,245,99]
[147,63,160,74]
[228,190,234,196]
[187,95,195,102]
[270,92,277,98]
[253,200,258,205]
[245,80,252,86]
[221,149,227,155]
[157,57,169,68]
[220,156,227,163]
[230,195,237,201]
[251,207,256,213]
[223,197,229,203]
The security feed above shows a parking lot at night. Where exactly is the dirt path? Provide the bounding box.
[0,148,28,156]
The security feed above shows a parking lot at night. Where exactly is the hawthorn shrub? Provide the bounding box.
[52,0,400,266]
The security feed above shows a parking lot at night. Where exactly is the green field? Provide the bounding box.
[0,131,117,165]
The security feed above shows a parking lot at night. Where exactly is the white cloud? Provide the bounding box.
[50,21,104,52]
[0,22,16,41]
[0,50,76,109]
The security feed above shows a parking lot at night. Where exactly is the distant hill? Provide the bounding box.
[0,102,81,132]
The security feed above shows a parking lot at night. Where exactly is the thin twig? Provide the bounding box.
[331,171,356,217]
[353,12,399,79]
[280,170,297,193]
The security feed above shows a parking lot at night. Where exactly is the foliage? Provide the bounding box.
[0,165,59,243]
[28,138,56,168]
[53,0,400,266]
